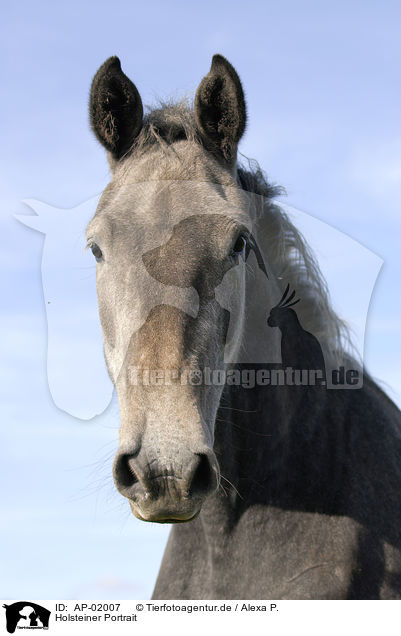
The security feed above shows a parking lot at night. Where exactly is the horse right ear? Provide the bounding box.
[90,57,143,161]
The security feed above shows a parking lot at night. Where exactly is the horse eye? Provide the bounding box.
[233,234,247,254]
[90,243,103,262]
[230,234,247,263]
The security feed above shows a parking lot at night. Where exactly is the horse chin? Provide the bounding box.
[129,500,202,524]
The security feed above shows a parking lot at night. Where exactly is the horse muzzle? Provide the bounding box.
[113,449,219,523]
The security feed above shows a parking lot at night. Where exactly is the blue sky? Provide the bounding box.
[1,0,400,599]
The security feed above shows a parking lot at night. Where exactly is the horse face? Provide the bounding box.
[88,55,250,522]
[87,180,254,521]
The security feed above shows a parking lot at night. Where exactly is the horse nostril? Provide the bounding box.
[187,453,217,498]
[113,453,139,490]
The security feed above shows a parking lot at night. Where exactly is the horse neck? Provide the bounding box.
[201,228,345,529]
[205,368,344,532]
[214,379,296,494]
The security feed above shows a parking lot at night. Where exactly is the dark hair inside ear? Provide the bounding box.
[90,56,143,160]
[195,54,246,163]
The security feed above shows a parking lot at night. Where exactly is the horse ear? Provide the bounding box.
[90,57,143,160]
[195,55,246,163]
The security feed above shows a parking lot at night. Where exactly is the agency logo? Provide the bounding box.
[2,603,50,633]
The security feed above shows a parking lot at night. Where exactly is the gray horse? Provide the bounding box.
[87,55,401,598]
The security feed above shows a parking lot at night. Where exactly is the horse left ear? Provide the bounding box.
[195,55,246,164]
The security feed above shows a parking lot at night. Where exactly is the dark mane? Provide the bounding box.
[236,160,283,200]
